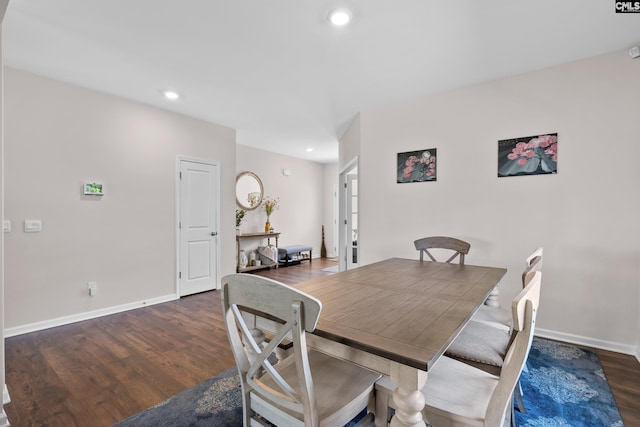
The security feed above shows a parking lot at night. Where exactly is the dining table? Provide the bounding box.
[289,257,507,427]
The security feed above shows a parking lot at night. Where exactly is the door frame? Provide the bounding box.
[338,156,358,272]
[175,156,221,296]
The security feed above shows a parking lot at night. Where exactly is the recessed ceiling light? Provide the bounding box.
[305,147,314,152]
[328,8,352,26]
[163,90,180,100]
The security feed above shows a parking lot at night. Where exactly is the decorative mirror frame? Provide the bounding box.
[236,171,264,211]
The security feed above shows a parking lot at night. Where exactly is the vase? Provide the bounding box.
[239,250,248,269]
[264,220,271,232]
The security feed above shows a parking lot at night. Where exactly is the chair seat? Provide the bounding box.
[254,350,381,426]
[472,305,512,332]
[424,357,500,427]
[445,320,511,375]
[376,356,500,427]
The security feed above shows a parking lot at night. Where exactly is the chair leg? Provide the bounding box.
[515,380,526,414]
[510,399,515,427]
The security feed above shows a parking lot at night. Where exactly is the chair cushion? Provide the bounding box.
[445,320,510,373]
[278,245,312,255]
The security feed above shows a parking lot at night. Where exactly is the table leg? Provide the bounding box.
[485,286,500,308]
[389,362,428,427]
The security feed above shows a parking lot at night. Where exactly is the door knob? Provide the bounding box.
[211,232,218,236]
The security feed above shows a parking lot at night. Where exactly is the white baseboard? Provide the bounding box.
[536,327,640,362]
[4,294,178,338]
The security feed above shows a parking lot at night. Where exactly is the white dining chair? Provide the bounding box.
[414,236,471,265]
[444,251,542,413]
[222,273,381,427]
[472,247,543,331]
[375,271,541,427]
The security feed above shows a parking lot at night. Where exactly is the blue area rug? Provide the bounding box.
[113,366,366,427]
[515,338,624,427]
[114,338,624,427]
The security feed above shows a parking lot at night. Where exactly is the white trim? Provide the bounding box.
[2,384,9,405]
[332,183,339,258]
[3,294,177,338]
[175,156,222,296]
[536,327,638,358]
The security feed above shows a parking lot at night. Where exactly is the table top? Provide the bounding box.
[236,232,281,238]
[293,258,507,371]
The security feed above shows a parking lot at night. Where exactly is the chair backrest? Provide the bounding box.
[521,253,542,289]
[484,271,541,426]
[525,247,543,269]
[521,247,543,292]
[512,270,541,333]
[222,273,322,425]
[414,236,471,265]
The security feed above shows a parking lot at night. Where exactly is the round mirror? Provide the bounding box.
[236,171,264,210]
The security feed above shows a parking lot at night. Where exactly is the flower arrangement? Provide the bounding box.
[263,196,279,219]
[235,209,246,228]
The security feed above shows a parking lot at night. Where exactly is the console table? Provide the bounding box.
[236,232,280,273]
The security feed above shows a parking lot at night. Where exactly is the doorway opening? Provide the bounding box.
[338,157,358,272]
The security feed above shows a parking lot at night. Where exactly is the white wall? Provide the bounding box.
[236,145,325,256]
[3,67,237,332]
[0,2,10,424]
[339,114,361,171]
[348,50,640,354]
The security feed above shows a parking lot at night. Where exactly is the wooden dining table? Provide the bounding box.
[290,257,507,427]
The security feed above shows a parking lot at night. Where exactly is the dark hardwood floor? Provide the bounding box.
[4,258,640,426]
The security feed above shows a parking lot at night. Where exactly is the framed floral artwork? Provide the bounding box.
[397,148,437,183]
[498,133,557,178]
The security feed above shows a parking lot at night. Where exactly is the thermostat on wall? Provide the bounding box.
[84,182,104,195]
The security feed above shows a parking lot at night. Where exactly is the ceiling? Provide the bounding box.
[3,1,639,163]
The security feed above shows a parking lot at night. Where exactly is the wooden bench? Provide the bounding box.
[278,245,312,266]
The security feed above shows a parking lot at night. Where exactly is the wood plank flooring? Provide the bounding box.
[4,258,640,426]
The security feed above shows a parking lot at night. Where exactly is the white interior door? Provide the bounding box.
[178,159,219,296]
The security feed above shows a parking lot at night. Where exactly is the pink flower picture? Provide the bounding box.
[397,148,437,183]
[498,133,557,177]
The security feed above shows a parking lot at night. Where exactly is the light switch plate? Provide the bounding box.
[24,219,42,233]
[3,220,11,233]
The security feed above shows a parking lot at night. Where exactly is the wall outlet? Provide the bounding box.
[88,281,97,296]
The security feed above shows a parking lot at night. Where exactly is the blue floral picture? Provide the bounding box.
[397,148,437,183]
[498,133,557,177]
